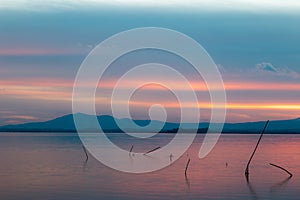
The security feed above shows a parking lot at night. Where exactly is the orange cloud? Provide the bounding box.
[4,120,21,124]
[225,104,300,110]
[1,78,300,116]
[3,78,300,94]
[129,100,300,110]
[98,79,300,91]
[0,79,71,102]
[3,115,38,120]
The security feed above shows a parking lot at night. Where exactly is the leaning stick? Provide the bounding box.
[245,120,269,177]
[270,163,293,177]
[82,145,89,163]
[144,147,161,155]
[129,145,134,153]
[185,158,191,177]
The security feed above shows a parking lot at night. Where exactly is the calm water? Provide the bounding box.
[0,133,299,200]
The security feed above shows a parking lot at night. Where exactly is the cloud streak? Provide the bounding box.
[0,47,88,56]
[256,62,300,79]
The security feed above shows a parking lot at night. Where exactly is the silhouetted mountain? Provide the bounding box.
[0,113,180,133]
[0,113,299,133]
[222,118,300,134]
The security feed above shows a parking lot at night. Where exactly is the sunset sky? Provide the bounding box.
[0,0,300,125]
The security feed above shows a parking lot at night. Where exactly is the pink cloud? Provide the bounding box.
[0,47,86,56]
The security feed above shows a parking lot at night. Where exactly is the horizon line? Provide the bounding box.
[1,112,299,127]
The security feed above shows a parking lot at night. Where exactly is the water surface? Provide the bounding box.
[0,133,299,200]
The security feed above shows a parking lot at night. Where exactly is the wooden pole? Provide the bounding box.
[245,120,269,177]
[82,145,89,163]
[185,158,191,177]
[143,147,161,155]
[270,163,293,177]
[129,145,134,153]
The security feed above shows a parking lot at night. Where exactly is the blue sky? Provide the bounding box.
[0,0,300,125]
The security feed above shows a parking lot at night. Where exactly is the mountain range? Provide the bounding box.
[0,113,299,134]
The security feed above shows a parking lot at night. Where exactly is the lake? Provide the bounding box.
[0,133,299,200]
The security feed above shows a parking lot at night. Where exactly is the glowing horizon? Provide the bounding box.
[1,77,300,124]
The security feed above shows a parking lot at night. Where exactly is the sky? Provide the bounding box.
[0,0,300,125]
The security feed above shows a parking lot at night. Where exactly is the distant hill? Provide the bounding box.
[0,113,299,134]
[222,118,300,134]
[0,113,180,133]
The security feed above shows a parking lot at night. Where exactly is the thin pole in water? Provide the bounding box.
[82,145,89,163]
[143,147,161,155]
[129,145,134,153]
[270,163,293,177]
[185,158,191,177]
[245,120,269,178]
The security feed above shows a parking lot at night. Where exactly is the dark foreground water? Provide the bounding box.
[0,133,299,200]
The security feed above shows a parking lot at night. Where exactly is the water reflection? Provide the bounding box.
[0,133,299,200]
[245,175,259,200]
[185,175,191,192]
[270,176,292,194]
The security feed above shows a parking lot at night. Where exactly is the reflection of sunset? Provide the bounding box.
[2,133,300,199]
